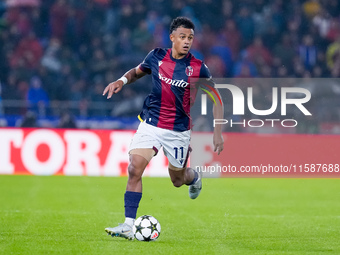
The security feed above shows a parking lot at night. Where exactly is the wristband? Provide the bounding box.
[118,76,128,86]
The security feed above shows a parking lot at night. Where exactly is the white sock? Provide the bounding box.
[124,217,135,227]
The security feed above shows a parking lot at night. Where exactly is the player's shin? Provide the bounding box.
[185,167,198,186]
[124,191,142,226]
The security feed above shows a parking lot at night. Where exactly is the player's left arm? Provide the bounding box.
[200,63,224,155]
[212,89,224,155]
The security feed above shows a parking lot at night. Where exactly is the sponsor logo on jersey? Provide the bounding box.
[158,73,189,88]
[185,66,193,76]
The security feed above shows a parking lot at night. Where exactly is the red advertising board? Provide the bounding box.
[0,128,339,177]
[191,132,340,178]
[0,128,169,176]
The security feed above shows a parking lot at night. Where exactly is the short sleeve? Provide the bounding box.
[139,50,154,74]
[199,63,212,80]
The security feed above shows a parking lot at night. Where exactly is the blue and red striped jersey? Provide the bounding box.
[138,48,212,132]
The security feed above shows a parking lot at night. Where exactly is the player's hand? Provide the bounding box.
[213,134,224,155]
[103,80,124,99]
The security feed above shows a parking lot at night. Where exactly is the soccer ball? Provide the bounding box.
[133,215,161,241]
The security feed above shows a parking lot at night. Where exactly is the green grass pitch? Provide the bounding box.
[0,176,339,254]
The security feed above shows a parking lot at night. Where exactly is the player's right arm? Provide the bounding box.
[103,65,146,99]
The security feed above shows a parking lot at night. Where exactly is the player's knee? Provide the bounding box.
[128,154,148,180]
[128,163,142,179]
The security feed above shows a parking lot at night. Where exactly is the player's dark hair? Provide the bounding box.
[170,17,195,34]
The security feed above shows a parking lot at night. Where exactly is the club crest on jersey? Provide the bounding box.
[185,66,193,76]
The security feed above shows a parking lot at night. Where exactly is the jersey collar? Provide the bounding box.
[169,49,191,62]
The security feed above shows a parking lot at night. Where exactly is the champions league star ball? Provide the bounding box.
[133,215,161,241]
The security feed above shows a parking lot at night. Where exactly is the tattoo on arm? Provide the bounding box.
[123,66,146,84]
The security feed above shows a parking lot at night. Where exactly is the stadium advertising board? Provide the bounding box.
[0,128,169,176]
[0,128,339,177]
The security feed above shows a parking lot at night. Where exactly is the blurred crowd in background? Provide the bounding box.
[0,0,340,132]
